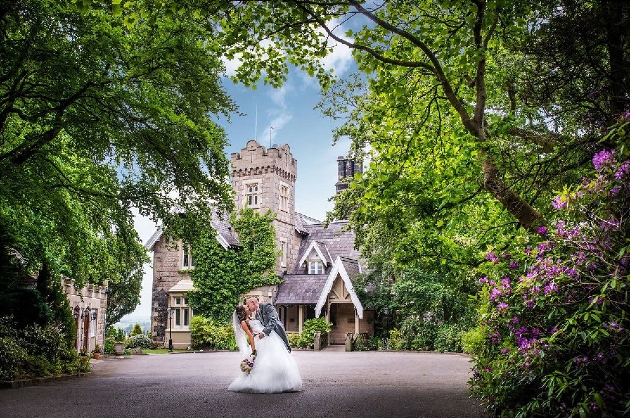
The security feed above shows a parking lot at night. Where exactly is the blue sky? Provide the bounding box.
[127,32,356,322]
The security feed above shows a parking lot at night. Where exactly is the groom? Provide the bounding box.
[246,298,291,352]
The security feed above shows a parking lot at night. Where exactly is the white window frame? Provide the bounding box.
[309,260,324,274]
[279,182,289,212]
[243,179,261,208]
[90,313,96,337]
[182,245,194,269]
[171,296,192,329]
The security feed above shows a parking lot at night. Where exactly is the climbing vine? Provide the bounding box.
[188,208,280,322]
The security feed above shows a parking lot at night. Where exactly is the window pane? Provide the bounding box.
[175,309,181,326]
[184,309,189,326]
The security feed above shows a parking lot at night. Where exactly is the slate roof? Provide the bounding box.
[294,212,322,235]
[274,274,328,304]
[210,208,239,248]
[144,208,239,250]
[291,220,361,274]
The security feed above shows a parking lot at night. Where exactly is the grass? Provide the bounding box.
[142,348,191,354]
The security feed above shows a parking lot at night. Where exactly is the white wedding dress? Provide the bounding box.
[228,319,302,393]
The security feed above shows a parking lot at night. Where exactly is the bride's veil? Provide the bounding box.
[232,310,249,357]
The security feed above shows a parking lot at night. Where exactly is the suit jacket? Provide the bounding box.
[257,303,291,352]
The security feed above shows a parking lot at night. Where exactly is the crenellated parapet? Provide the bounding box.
[231,140,297,182]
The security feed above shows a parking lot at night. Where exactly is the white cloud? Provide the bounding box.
[221,54,241,77]
[269,84,293,108]
[319,18,354,76]
[261,113,293,146]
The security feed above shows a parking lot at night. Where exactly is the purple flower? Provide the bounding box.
[497,302,509,311]
[537,226,548,235]
[610,185,621,197]
[592,149,615,171]
[614,161,629,180]
[509,261,519,269]
[552,195,568,210]
[486,252,499,263]
[500,348,510,354]
[478,277,488,284]
[544,282,558,294]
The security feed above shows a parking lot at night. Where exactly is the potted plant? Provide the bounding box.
[92,344,102,359]
[114,341,125,355]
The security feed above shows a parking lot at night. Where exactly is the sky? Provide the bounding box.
[124,28,358,322]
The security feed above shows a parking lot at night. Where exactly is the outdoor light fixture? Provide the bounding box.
[73,306,80,320]
[83,307,90,319]
[91,310,98,321]
[167,307,173,352]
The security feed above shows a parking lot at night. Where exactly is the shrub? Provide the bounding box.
[388,328,406,350]
[189,316,236,350]
[103,336,115,354]
[434,324,465,353]
[130,324,143,337]
[469,144,630,417]
[297,317,332,349]
[287,333,301,348]
[0,315,86,380]
[125,334,152,349]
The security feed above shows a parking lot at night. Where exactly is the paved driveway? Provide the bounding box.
[0,349,492,418]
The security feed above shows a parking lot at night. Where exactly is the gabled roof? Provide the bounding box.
[294,212,321,235]
[144,208,239,251]
[291,220,360,274]
[274,274,328,304]
[296,240,331,268]
[145,225,163,250]
[315,256,364,319]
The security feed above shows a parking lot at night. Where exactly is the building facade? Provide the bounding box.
[147,140,370,348]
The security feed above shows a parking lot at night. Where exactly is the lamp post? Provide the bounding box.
[167,307,173,352]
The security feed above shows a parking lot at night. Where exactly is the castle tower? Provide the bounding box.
[231,140,300,276]
[335,156,363,194]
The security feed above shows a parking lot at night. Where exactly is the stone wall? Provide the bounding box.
[231,139,301,276]
[150,238,189,343]
[64,279,108,353]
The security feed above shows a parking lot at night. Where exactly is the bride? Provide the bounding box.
[228,305,302,393]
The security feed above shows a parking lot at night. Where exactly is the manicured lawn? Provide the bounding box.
[142,349,190,354]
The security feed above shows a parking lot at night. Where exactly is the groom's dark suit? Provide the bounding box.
[256,302,291,352]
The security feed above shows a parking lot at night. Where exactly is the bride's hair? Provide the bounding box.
[235,305,247,322]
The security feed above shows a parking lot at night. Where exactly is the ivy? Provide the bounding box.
[188,208,280,323]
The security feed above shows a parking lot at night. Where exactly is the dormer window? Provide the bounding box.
[309,260,324,274]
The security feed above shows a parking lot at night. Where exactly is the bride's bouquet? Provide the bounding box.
[240,350,257,374]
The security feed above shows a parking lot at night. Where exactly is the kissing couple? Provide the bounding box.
[228,298,302,393]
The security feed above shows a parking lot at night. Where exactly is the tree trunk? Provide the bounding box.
[481,157,542,230]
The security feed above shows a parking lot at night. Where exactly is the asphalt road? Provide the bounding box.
[0,348,492,418]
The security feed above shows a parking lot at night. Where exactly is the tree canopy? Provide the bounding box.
[1,0,236,324]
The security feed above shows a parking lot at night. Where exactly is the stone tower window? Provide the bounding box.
[279,183,289,212]
[245,182,260,208]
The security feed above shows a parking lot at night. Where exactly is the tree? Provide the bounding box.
[130,323,143,337]
[188,208,280,322]
[1,0,235,323]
